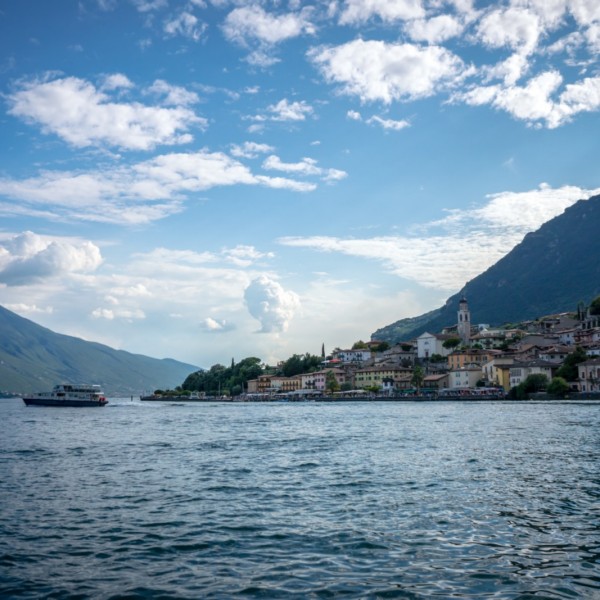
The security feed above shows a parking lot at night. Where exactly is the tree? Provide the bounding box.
[442,337,461,350]
[411,365,425,392]
[352,340,368,349]
[547,377,570,398]
[508,373,548,399]
[590,295,600,316]
[325,370,340,393]
[372,341,390,352]
[556,346,588,381]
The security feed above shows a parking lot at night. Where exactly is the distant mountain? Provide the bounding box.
[372,194,600,343]
[0,305,199,396]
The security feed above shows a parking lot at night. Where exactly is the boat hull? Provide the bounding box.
[23,397,108,407]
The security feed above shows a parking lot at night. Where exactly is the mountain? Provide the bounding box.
[372,194,600,343]
[0,305,199,396]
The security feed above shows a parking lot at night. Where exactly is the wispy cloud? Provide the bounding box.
[0,150,327,224]
[278,185,600,292]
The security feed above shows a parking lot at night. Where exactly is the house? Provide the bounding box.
[353,366,412,391]
[301,368,346,391]
[448,366,482,390]
[508,360,556,388]
[482,356,515,390]
[423,373,449,390]
[447,349,499,370]
[270,375,302,393]
[578,358,600,392]
[332,348,372,364]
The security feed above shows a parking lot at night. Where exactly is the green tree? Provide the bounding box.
[442,337,461,350]
[325,370,340,393]
[590,295,600,316]
[509,373,548,399]
[411,365,425,392]
[547,377,570,398]
[372,341,390,352]
[352,340,368,349]
[556,346,588,381]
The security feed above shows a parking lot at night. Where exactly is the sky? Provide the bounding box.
[1,0,599,370]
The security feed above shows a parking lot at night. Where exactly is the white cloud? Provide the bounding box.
[278,184,600,292]
[92,307,145,321]
[347,109,362,121]
[476,7,542,55]
[405,14,464,43]
[244,275,300,333]
[230,141,275,158]
[338,0,425,24]
[457,71,600,128]
[267,98,314,121]
[262,155,348,182]
[0,150,324,224]
[8,75,205,150]
[164,11,206,41]
[147,79,200,106]
[101,73,134,90]
[201,317,235,333]
[222,5,315,46]
[367,115,410,130]
[0,231,102,286]
[309,39,467,103]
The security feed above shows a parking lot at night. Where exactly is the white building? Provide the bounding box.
[449,366,482,390]
[416,332,453,359]
[332,349,372,364]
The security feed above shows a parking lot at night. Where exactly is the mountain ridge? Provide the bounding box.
[372,194,600,342]
[0,305,199,395]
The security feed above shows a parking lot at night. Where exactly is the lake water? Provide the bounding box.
[1,398,599,599]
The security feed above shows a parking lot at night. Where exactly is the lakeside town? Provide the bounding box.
[153,297,600,402]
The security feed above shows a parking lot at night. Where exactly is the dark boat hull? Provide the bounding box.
[23,398,108,407]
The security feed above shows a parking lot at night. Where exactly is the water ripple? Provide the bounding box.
[1,399,599,598]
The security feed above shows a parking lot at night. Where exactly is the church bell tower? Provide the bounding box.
[457,297,471,345]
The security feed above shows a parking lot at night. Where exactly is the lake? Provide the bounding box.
[1,398,599,599]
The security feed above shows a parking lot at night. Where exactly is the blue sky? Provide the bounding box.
[1,0,599,369]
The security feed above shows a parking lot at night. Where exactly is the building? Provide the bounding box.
[457,297,471,344]
[332,348,372,364]
[578,358,600,392]
[353,366,412,391]
[301,368,346,392]
[416,332,454,359]
[447,349,499,370]
[448,366,482,390]
[508,360,556,388]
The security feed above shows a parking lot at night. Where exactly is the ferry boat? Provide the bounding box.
[22,384,108,407]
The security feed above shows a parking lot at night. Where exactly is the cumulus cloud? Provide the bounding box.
[457,71,600,128]
[91,307,145,320]
[309,39,467,103]
[0,231,102,286]
[267,98,314,121]
[222,5,315,46]
[0,149,328,224]
[244,275,300,333]
[476,7,542,55]
[338,0,425,24]
[7,75,205,150]
[405,14,464,43]
[278,184,600,292]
